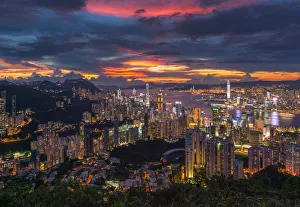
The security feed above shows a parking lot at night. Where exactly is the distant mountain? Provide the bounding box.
[62,79,101,93]
[29,80,61,92]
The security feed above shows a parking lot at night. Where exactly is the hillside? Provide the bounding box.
[0,83,56,113]
[62,79,101,93]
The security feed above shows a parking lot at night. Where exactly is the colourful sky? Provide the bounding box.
[0,0,300,85]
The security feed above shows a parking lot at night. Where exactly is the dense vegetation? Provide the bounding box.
[1,166,300,207]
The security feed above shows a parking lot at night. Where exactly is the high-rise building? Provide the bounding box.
[192,107,201,123]
[206,137,234,177]
[132,88,136,97]
[84,126,93,157]
[82,111,92,123]
[248,146,261,174]
[234,159,244,179]
[195,128,207,167]
[185,130,194,178]
[211,107,221,136]
[284,143,300,176]
[157,89,163,113]
[0,91,6,137]
[117,88,122,102]
[175,101,182,117]
[227,79,231,99]
[145,83,150,107]
[113,115,119,146]
[12,95,16,128]
[249,131,263,146]
[262,146,280,169]
[144,112,149,139]
[102,127,110,150]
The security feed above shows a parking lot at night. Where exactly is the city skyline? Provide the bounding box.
[1,0,300,84]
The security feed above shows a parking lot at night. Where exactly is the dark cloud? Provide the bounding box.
[198,0,229,6]
[135,9,146,15]
[143,51,181,56]
[171,12,181,17]
[31,0,87,11]
[175,2,300,37]
[139,16,163,26]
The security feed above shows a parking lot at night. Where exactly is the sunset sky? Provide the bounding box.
[1,0,300,85]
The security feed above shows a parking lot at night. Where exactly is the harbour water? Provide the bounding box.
[127,89,300,128]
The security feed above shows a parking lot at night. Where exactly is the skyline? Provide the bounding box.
[1,0,300,84]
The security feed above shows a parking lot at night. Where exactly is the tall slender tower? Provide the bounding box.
[132,88,136,97]
[117,88,122,102]
[227,79,231,99]
[157,89,163,113]
[145,83,150,107]
[0,91,6,137]
[12,95,16,128]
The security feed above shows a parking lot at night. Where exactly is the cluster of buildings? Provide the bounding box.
[185,128,243,179]
[0,92,28,137]
[119,162,172,192]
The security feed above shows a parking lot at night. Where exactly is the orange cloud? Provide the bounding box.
[139,77,190,83]
[86,0,259,17]
[103,67,147,77]
[123,60,164,67]
[187,69,246,78]
[0,59,99,80]
[250,71,300,81]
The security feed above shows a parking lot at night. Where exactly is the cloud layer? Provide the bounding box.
[0,0,300,85]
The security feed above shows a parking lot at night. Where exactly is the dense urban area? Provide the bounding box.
[0,78,299,206]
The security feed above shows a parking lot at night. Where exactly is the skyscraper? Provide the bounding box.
[185,129,194,178]
[284,143,300,176]
[175,101,182,117]
[206,137,234,177]
[145,83,150,107]
[195,128,207,167]
[12,95,16,117]
[157,89,163,113]
[227,79,231,99]
[84,126,93,157]
[113,115,119,146]
[248,146,261,174]
[262,146,280,169]
[132,88,136,97]
[0,91,6,137]
[234,159,244,179]
[117,88,122,102]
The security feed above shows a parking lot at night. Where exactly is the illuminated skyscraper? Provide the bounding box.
[211,107,221,136]
[132,88,136,97]
[0,91,6,137]
[262,146,280,169]
[227,79,231,99]
[206,137,234,177]
[185,129,194,178]
[175,101,182,117]
[117,88,122,101]
[145,83,150,107]
[284,143,300,176]
[248,146,261,174]
[157,89,163,113]
[195,128,207,167]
